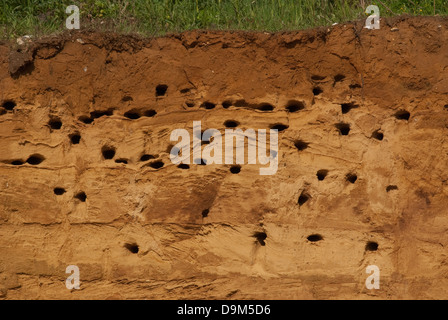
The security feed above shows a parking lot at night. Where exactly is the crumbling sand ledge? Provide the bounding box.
[1,16,448,299]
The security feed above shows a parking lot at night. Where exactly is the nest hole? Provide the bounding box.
[124,110,141,119]
[230,165,241,174]
[341,103,358,114]
[346,173,358,184]
[156,85,168,96]
[258,103,274,111]
[312,87,323,96]
[201,102,216,110]
[2,100,16,110]
[124,243,139,254]
[386,185,398,192]
[149,161,164,169]
[270,123,289,131]
[53,188,66,195]
[26,154,45,165]
[307,234,323,242]
[144,109,157,117]
[253,232,267,246]
[294,140,309,151]
[286,100,305,112]
[75,191,87,202]
[365,241,378,251]
[101,146,116,159]
[372,130,384,141]
[224,120,239,128]
[298,191,310,206]
[335,123,350,135]
[395,110,410,121]
[178,164,190,169]
[69,133,81,144]
[201,209,209,218]
[49,118,62,130]
[316,169,328,181]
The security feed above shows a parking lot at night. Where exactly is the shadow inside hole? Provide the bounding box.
[294,140,309,151]
[365,241,378,251]
[395,110,410,121]
[2,100,16,110]
[372,130,383,141]
[285,100,305,112]
[115,159,128,164]
[75,191,87,202]
[53,187,66,195]
[156,84,168,96]
[69,133,81,144]
[253,232,267,246]
[312,87,323,95]
[101,146,116,159]
[49,118,62,130]
[26,154,45,165]
[144,110,157,117]
[90,109,113,119]
[335,123,350,135]
[11,160,24,165]
[307,234,323,242]
[316,169,328,181]
[346,173,357,184]
[341,102,358,114]
[334,74,345,83]
[201,102,216,110]
[298,191,310,206]
[224,120,239,128]
[270,123,289,131]
[124,110,141,119]
[140,154,155,162]
[79,115,93,124]
[230,165,241,174]
[222,101,232,109]
[149,161,164,169]
[257,103,274,111]
[386,185,398,192]
[178,164,190,169]
[202,209,209,218]
[124,243,139,254]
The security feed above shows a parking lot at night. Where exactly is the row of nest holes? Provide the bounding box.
[250,231,379,251]
[78,108,157,124]
[9,154,45,165]
[123,236,378,254]
[191,100,305,112]
[53,188,87,202]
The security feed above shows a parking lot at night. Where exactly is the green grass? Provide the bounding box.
[0,0,447,39]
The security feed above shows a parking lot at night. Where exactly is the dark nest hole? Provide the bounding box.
[334,74,345,83]
[53,187,66,195]
[11,160,24,165]
[201,102,216,110]
[307,234,323,242]
[140,154,155,162]
[101,146,116,159]
[186,102,195,108]
[371,130,384,141]
[224,120,239,128]
[49,118,62,130]
[335,123,350,135]
[90,109,113,119]
[156,84,168,96]
[178,164,190,169]
[124,243,139,254]
[346,173,358,184]
[149,161,164,169]
[395,110,410,121]
[365,241,378,251]
[201,209,209,218]
[69,133,81,144]
[285,100,305,113]
[75,191,87,202]
[341,102,358,114]
[230,165,241,174]
[124,110,141,119]
[257,103,274,111]
[144,109,157,117]
[270,123,289,132]
[298,191,310,206]
[386,185,398,192]
[79,115,94,124]
[115,159,128,164]
[316,169,328,181]
[312,87,323,96]
[294,140,309,151]
[311,75,326,81]
[253,232,267,246]
[121,95,133,102]
[2,100,16,110]
[26,154,45,165]
[195,158,207,166]
[222,101,232,109]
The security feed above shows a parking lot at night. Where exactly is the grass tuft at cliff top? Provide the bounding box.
[0,0,447,39]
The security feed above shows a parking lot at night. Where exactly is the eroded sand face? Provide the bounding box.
[1,16,448,299]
